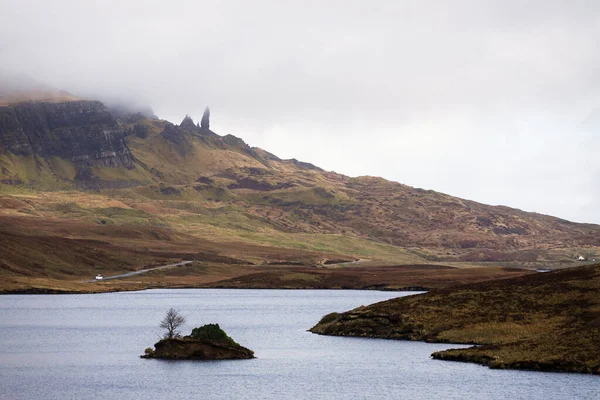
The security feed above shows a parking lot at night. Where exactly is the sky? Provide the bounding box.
[1,0,599,223]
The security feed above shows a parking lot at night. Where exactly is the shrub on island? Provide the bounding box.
[142,321,254,360]
[190,323,238,345]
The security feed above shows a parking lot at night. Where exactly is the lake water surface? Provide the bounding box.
[0,289,598,399]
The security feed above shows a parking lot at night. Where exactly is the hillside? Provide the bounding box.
[310,264,600,375]
[1,94,599,291]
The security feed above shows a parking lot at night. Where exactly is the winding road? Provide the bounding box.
[82,261,193,283]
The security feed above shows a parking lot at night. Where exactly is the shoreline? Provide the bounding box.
[0,285,430,295]
[309,264,600,376]
[310,329,599,375]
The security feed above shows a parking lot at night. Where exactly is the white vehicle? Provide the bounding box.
[95,274,104,280]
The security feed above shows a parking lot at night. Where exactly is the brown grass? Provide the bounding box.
[0,90,83,106]
[311,264,600,374]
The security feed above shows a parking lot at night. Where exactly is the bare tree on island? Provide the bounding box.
[201,106,210,129]
[160,308,186,339]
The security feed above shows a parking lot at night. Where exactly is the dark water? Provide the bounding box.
[0,289,598,399]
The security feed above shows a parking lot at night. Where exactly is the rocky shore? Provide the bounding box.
[142,337,254,360]
[142,323,254,360]
[430,348,598,374]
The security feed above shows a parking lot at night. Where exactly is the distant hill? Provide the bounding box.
[1,90,599,293]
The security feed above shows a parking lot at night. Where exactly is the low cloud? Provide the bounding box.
[1,0,599,222]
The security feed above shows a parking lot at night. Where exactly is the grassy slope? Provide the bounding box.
[2,111,600,292]
[3,113,600,264]
[0,90,83,107]
[0,188,420,263]
[0,198,529,293]
[310,264,600,375]
[122,119,600,257]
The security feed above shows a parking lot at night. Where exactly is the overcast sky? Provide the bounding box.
[1,0,599,223]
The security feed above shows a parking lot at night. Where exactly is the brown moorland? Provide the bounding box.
[0,212,529,293]
[310,264,600,375]
[1,95,600,292]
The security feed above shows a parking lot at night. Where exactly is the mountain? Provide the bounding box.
[1,91,599,292]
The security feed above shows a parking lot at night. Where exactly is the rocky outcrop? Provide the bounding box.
[201,106,210,129]
[143,337,255,360]
[180,114,197,131]
[131,124,148,138]
[0,100,134,168]
[160,114,253,155]
[160,122,186,144]
[161,116,202,146]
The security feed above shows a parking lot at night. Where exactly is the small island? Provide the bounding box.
[142,309,254,360]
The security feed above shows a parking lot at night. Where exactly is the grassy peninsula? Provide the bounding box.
[310,264,600,375]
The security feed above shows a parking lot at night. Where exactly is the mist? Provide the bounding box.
[1,0,599,223]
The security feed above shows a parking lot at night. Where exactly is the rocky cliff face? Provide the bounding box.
[0,100,134,168]
[161,113,218,143]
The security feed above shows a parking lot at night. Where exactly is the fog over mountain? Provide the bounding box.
[1,0,599,223]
